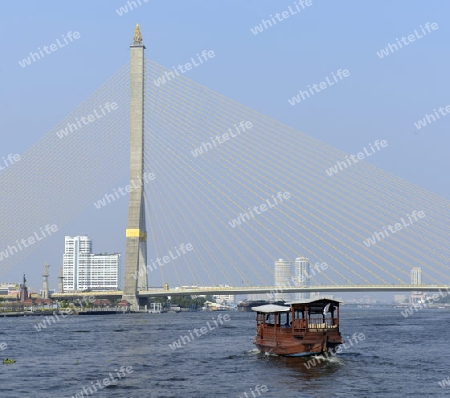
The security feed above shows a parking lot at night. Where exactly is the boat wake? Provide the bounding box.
[322,355,344,365]
[247,348,279,357]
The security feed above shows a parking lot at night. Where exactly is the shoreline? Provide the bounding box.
[0,309,132,317]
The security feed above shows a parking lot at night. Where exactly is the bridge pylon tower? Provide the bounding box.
[123,24,148,311]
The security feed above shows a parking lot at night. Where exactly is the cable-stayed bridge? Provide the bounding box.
[0,26,449,308]
[51,285,450,301]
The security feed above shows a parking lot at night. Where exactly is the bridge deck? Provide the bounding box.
[50,285,450,299]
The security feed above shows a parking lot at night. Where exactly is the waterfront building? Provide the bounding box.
[274,258,293,302]
[214,294,235,304]
[411,267,422,287]
[63,236,120,291]
[0,283,21,298]
[294,256,310,301]
[39,289,56,297]
[247,294,268,301]
[394,295,407,304]
[410,267,425,304]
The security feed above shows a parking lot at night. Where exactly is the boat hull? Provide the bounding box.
[254,342,321,357]
[254,334,342,357]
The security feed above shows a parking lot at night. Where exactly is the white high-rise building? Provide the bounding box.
[411,267,422,286]
[410,267,423,301]
[295,256,310,302]
[274,258,293,302]
[63,236,120,291]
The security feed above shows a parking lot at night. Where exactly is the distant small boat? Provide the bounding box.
[252,299,343,357]
[148,303,163,313]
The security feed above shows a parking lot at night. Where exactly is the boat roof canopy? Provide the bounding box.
[251,304,290,313]
[287,299,341,312]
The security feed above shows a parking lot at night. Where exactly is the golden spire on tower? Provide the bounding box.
[133,23,143,45]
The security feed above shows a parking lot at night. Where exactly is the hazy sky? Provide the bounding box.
[0,1,449,296]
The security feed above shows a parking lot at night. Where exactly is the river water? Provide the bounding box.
[0,307,448,397]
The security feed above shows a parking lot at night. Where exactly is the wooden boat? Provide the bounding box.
[252,299,343,357]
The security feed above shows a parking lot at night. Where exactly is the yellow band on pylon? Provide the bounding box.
[126,229,147,240]
[126,229,140,237]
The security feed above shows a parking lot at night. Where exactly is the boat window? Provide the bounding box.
[282,312,290,327]
[294,309,305,319]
